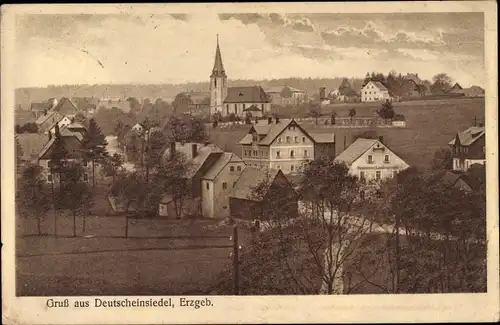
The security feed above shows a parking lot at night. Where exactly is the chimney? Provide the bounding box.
[192,143,198,158]
[169,142,176,160]
[378,136,384,143]
[268,117,272,125]
[275,116,280,124]
[319,87,326,100]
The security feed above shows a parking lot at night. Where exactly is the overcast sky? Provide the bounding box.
[14,12,484,88]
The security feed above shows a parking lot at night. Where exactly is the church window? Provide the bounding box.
[215,79,217,87]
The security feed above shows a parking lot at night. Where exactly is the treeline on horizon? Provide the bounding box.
[15,77,368,109]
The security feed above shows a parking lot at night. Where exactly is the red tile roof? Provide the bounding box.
[224,86,270,104]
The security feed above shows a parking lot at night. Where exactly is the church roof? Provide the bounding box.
[224,86,270,103]
[211,35,226,78]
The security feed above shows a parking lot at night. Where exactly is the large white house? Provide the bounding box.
[361,81,392,102]
[334,137,409,184]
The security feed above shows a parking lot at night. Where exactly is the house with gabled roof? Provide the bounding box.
[35,110,72,134]
[229,167,298,221]
[334,137,409,184]
[200,152,246,219]
[52,97,81,118]
[37,129,92,184]
[238,117,335,174]
[448,125,485,171]
[361,81,392,102]
[448,83,464,95]
[265,85,306,106]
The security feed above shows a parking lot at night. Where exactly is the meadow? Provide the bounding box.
[209,98,485,169]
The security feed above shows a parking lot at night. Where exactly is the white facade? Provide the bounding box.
[48,116,72,134]
[392,120,406,128]
[348,140,409,183]
[361,81,391,102]
[453,157,486,172]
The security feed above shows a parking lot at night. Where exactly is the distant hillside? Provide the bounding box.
[15,77,363,110]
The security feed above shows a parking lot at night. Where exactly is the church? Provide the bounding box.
[210,36,271,118]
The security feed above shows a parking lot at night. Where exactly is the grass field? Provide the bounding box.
[209,98,485,168]
[16,214,252,296]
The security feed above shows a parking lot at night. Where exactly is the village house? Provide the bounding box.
[30,98,58,119]
[37,129,92,184]
[404,73,423,85]
[159,142,226,218]
[448,124,485,172]
[428,170,476,193]
[391,114,407,128]
[334,137,409,184]
[229,167,298,221]
[35,110,71,134]
[399,79,422,98]
[361,81,392,102]
[51,97,82,119]
[448,83,464,95]
[265,85,307,106]
[209,36,271,118]
[16,133,50,167]
[463,86,485,98]
[238,118,335,174]
[176,91,211,116]
[200,152,246,219]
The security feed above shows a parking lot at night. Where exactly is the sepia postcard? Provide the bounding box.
[1,2,499,324]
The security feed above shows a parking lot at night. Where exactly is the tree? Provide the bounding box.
[220,160,376,295]
[59,163,93,237]
[110,171,146,237]
[82,118,108,187]
[377,101,396,124]
[431,73,453,94]
[144,128,169,181]
[172,93,192,114]
[20,122,38,133]
[16,164,52,235]
[153,153,192,219]
[103,153,124,181]
[308,103,322,125]
[163,114,207,144]
[348,108,356,124]
[72,113,88,127]
[15,135,23,169]
[430,148,452,171]
[126,97,142,114]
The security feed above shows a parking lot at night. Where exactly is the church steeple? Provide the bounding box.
[211,34,226,78]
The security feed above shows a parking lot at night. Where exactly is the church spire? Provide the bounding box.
[211,34,226,78]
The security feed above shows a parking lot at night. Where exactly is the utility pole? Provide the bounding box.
[232,224,240,295]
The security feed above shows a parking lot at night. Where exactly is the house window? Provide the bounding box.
[302,137,306,143]
[237,166,241,171]
[294,136,298,143]
[243,104,246,110]
[253,150,258,156]
[233,181,237,188]
[206,183,209,190]
[276,150,280,158]
[83,173,89,182]
[244,150,247,157]
[222,182,227,190]
[360,171,365,181]
[215,79,217,87]
[230,166,235,172]
[384,155,389,163]
[278,137,282,143]
[291,165,294,172]
[286,136,291,143]
[304,149,308,157]
[47,174,53,183]
[376,171,381,180]
[368,155,373,163]
[290,150,295,158]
